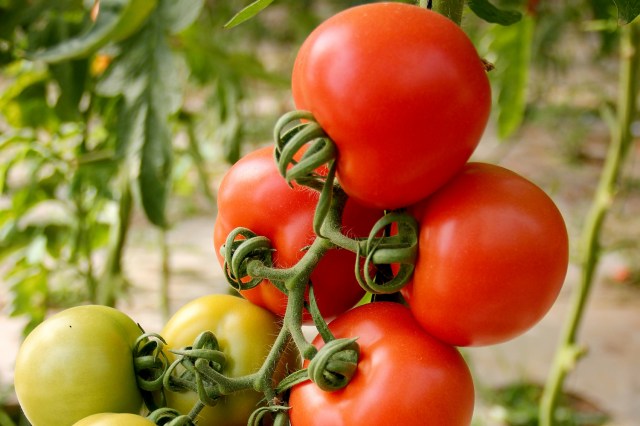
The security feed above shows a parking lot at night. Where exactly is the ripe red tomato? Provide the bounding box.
[288,302,475,425]
[213,145,382,320]
[292,2,491,210]
[401,162,569,346]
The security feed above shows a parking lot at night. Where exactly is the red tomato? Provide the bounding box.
[402,162,569,346]
[213,145,382,320]
[288,302,475,425]
[292,2,491,210]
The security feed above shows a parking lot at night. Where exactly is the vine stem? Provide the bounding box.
[539,21,640,425]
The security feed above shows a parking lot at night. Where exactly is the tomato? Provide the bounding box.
[292,2,491,210]
[14,305,144,426]
[73,413,155,426]
[288,302,474,425]
[160,294,300,426]
[401,162,569,346]
[213,145,382,320]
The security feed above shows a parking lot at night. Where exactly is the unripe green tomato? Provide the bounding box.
[160,294,300,426]
[72,413,155,426]
[14,305,144,426]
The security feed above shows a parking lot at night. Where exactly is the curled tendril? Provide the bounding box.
[133,333,170,391]
[163,331,227,407]
[147,408,196,426]
[355,211,419,294]
[307,338,360,392]
[133,332,170,411]
[221,227,273,291]
[248,405,290,426]
[273,110,341,236]
[273,110,337,188]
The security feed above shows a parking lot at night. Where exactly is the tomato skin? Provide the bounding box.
[402,162,569,346]
[288,302,475,426]
[292,2,491,210]
[14,305,144,426]
[213,145,382,320]
[72,413,155,426]
[160,294,299,426]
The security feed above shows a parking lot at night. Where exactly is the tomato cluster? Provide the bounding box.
[13,3,569,426]
[211,3,567,424]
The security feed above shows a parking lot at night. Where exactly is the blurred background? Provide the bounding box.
[1,0,639,425]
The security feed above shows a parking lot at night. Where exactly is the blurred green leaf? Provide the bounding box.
[96,1,191,227]
[49,59,89,121]
[225,0,275,29]
[160,0,204,34]
[7,261,48,336]
[29,0,158,63]
[489,15,535,139]
[469,0,523,25]
[613,0,640,24]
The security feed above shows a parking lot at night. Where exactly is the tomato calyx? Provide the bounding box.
[354,212,419,294]
[163,331,233,407]
[274,110,342,238]
[248,405,290,426]
[307,337,360,392]
[221,227,275,291]
[274,110,337,190]
[132,332,170,410]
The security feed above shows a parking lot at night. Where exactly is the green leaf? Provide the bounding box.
[139,107,173,228]
[612,0,640,24]
[96,2,187,227]
[29,0,158,63]
[224,0,275,29]
[489,15,535,139]
[468,0,522,26]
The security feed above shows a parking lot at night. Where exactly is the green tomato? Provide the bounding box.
[14,305,144,426]
[160,294,299,426]
[72,413,155,426]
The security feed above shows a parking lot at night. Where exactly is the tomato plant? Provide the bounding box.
[159,294,299,426]
[288,302,475,425]
[72,413,155,426]
[213,145,382,320]
[401,162,569,346]
[14,305,144,426]
[292,2,491,210]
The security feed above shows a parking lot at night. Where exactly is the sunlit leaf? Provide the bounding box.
[224,0,275,29]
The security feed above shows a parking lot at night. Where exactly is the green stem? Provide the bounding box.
[160,228,170,322]
[97,168,133,306]
[253,323,293,403]
[430,0,465,25]
[73,86,97,302]
[539,21,640,425]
